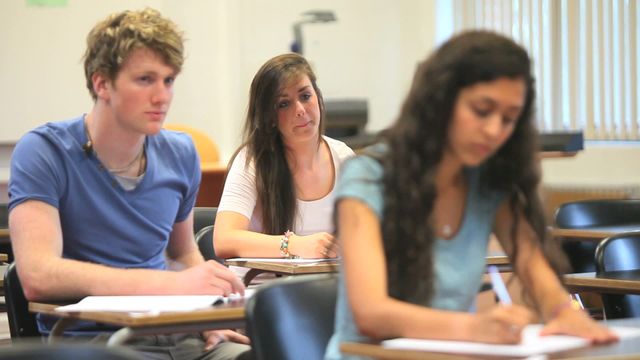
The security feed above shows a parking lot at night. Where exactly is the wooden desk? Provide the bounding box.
[197,163,226,207]
[225,259,340,286]
[0,262,7,295]
[485,253,512,273]
[341,318,640,359]
[0,228,8,238]
[564,270,640,295]
[228,255,511,286]
[30,299,245,346]
[550,225,640,241]
[0,253,7,262]
[540,151,578,159]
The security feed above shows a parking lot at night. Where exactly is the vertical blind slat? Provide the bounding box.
[446,0,638,140]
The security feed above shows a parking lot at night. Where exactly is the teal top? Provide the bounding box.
[324,151,506,360]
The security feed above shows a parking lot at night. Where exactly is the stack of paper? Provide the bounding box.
[382,324,640,357]
[55,289,255,314]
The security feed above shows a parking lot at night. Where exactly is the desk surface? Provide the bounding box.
[540,151,578,159]
[225,259,340,275]
[0,228,8,238]
[486,254,509,266]
[550,225,640,240]
[227,256,509,273]
[341,318,640,359]
[29,300,245,328]
[564,269,640,295]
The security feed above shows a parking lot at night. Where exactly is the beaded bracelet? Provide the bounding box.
[279,230,299,259]
[550,299,583,319]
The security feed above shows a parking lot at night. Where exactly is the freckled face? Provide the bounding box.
[446,77,526,167]
[275,75,321,145]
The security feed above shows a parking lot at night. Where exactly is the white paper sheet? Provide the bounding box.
[382,324,640,357]
[226,257,338,264]
[55,289,255,314]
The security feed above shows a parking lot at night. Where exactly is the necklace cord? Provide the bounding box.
[84,118,146,174]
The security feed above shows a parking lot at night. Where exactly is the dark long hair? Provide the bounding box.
[233,53,325,234]
[379,30,568,304]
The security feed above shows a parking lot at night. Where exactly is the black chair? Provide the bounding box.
[555,200,640,228]
[553,199,640,318]
[595,231,640,319]
[195,225,222,264]
[0,343,143,360]
[0,202,12,262]
[4,262,41,338]
[245,274,338,360]
[193,207,217,236]
[555,199,640,273]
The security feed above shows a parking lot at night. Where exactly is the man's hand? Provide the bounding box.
[202,330,250,351]
[174,260,244,296]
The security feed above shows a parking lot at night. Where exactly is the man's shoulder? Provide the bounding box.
[15,116,84,154]
[155,128,195,148]
[149,129,199,174]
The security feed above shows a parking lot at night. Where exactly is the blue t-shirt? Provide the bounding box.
[324,152,506,360]
[9,115,201,333]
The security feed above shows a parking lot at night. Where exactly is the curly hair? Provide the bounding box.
[235,53,325,234]
[83,8,184,100]
[378,30,568,304]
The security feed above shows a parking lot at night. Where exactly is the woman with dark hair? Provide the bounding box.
[325,31,616,359]
[214,53,354,260]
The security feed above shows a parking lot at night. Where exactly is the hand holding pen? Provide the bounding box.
[465,266,534,344]
[488,265,512,305]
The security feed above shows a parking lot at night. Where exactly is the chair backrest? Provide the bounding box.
[195,225,222,264]
[0,202,7,227]
[555,199,640,228]
[595,231,640,319]
[193,207,218,236]
[245,274,338,360]
[163,123,220,163]
[554,199,640,273]
[4,263,40,338]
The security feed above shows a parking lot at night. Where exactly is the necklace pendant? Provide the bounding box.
[442,224,452,237]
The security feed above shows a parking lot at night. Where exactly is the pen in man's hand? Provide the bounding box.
[488,265,512,305]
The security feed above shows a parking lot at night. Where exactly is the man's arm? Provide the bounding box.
[166,210,205,269]
[10,200,243,301]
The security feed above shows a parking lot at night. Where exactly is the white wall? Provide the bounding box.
[0,0,438,161]
[542,143,640,188]
[0,0,638,202]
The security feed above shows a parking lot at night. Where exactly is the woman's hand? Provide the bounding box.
[289,232,338,258]
[466,305,534,344]
[540,307,619,344]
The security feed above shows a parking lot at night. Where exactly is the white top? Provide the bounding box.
[218,136,355,235]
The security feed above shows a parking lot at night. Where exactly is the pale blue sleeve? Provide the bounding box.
[334,155,385,219]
